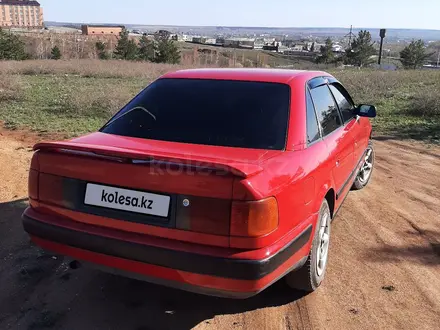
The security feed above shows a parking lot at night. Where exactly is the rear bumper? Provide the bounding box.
[22,209,313,298]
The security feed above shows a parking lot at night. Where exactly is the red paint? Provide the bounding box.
[24,69,373,296]
[31,235,311,294]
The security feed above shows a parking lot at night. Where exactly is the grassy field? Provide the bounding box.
[0,60,439,142]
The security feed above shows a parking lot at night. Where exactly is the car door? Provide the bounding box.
[309,82,355,199]
[328,83,366,167]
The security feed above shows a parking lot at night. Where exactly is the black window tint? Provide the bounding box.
[101,79,290,150]
[306,89,320,144]
[310,85,342,136]
[329,84,355,123]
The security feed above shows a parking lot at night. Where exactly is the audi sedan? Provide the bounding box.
[22,69,376,298]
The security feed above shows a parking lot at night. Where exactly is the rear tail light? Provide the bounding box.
[39,173,65,207]
[29,152,40,201]
[28,169,39,200]
[230,197,279,237]
[176,196,230,236]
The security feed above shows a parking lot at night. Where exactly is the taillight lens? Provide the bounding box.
[39,173,65,206]
[28,169,39,200]
[230,197,279,237]
[176,195,231,236]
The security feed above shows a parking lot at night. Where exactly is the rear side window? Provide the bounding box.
[101,78,291,150]
[329,84,355,123]
[309,85,342,137]
[306,89,320,144]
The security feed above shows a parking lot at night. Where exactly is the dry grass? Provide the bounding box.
[0,60,439,142]
[406,93,440,117]
[45,77,138,118]
[0,60,201,79]
[334,69,440,116]
[0,74,22,102]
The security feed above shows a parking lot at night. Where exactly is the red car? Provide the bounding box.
[22,69,376,298]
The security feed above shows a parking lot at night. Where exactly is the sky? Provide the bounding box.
[39,0,440,30]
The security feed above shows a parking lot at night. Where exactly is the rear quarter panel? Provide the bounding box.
[236,73,339,250]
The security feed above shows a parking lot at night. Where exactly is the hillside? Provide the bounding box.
[0,60,439,142]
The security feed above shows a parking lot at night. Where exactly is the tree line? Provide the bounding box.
[96,28,180,64]
[316,30,433,69]
[0,27,180,64]
[0,27,434,69]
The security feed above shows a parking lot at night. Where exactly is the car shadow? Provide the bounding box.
[64,271,307,330]
[364,228,440,267]
[0,198,307,330]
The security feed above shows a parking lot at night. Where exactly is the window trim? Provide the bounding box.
[328,82,357,125]
[305,86,323,147]
[326,84,346,127]
[307,79,344,139]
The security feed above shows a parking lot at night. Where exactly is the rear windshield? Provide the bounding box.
[101,78,290,150]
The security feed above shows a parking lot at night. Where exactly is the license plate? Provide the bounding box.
[84,183,170,217]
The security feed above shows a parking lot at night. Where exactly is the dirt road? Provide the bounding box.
[0,131,439,330]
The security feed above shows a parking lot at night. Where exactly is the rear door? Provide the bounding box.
[328,83,366,166]
[309,82,355,199]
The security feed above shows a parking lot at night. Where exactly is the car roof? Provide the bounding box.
[161,68,331,84]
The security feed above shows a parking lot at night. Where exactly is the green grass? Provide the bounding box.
[332,69,440,142]
[0,60,439,142]
[1,74,146,137]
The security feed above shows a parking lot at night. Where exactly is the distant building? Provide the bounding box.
[291,44,306,51]
[422,64,440,70]
[263,44,278,52]
[204,38,216,45]
[81,25,124,36]
[224,37,255,49]
[191,36,208,44]
[254,39,265,49]
[332,44,344,53]
[0,0,44,28]
[174,34,192,42]
[190,36,219,45]
[155,29,171,38]
[215,37,225,46]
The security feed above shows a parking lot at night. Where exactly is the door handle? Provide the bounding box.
[336,160,340,167]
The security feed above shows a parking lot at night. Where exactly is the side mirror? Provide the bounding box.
[355,104,377,118]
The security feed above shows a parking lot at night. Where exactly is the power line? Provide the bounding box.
[344,25,356,48]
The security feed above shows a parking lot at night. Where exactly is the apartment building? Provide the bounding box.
[81,25,124,36]
[0,0,44,28]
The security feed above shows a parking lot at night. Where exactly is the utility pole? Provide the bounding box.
[344,25,356,49]
[378,29,386,65]
[437,48,440,67]
[348,25,352,48]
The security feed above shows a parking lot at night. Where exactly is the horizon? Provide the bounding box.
[44,21,440,32]
[39,0,440,31]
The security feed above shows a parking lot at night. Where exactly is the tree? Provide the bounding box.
[114,28,138,60]
[400,40,431,69]
[154,34,181,64]
[427,41,440,65]
[310,42,315,52]
[95,41,110,60]
[0,28,28,60]
[138,34,156,61]
[316,38,334,64]
[51,45,61,60]
[345,30,376,67]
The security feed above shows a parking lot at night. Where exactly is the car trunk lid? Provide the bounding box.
[32,133,281,240]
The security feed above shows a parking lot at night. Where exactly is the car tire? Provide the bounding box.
[352,141,375,191]
[285,199,331,293]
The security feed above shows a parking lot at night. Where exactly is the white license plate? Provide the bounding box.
[84,183,170,217]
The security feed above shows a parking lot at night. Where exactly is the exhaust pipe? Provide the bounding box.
[69,260,81,270]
